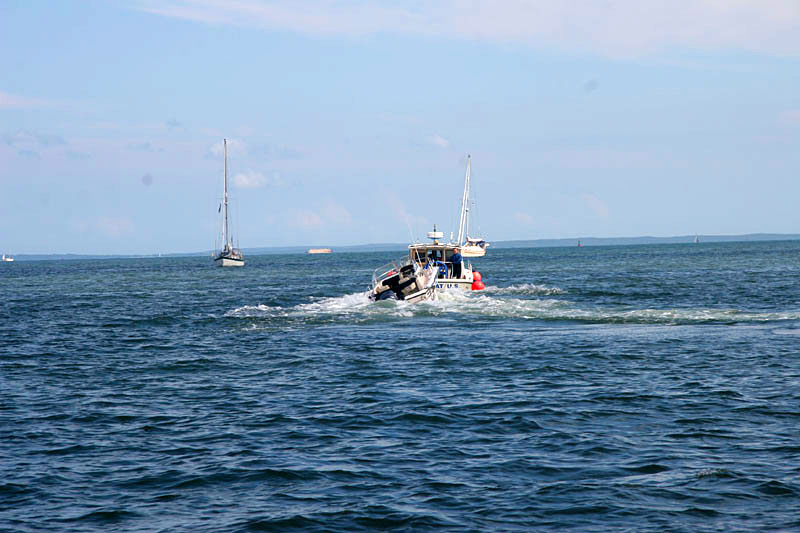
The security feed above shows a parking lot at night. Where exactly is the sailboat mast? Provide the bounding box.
[222,138,229,249]
[456,155,471,246]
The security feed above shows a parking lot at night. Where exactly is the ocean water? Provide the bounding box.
[2,241,800,532]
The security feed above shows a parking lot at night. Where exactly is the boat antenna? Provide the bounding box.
[405,214,415,244]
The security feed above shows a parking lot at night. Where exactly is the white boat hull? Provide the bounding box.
[403,287,436,303]
[460,247,486,258]
[215,256,245,267]
[372,267,475,300]
[433,277,474,291]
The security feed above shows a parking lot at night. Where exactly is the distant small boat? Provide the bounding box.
[694,234,700,244]
[308,248,332,254]
[577,240,582,247]
[1,254,13,262]
[213,139,245,267]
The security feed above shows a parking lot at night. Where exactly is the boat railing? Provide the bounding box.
[435,260,472,279]
[372,256,413,286]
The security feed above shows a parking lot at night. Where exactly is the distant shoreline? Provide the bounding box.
[7,233,800,261]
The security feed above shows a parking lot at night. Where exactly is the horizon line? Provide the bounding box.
[7,232,800,259]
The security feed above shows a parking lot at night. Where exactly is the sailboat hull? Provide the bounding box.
[461,246,486,258]
[461,241,489,257]
[214,256,245,267]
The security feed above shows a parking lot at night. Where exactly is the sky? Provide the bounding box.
[1,0,800,254]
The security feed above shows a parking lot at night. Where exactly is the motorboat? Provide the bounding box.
[368,155,490,303]
[368,224,485,303]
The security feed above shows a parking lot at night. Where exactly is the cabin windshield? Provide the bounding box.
[410,246,454,264]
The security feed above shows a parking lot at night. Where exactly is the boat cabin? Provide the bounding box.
[408,243,471,281]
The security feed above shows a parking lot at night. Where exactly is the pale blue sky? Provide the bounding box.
[2,1,800,254]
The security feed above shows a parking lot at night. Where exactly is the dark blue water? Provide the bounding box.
[2,241,800,531]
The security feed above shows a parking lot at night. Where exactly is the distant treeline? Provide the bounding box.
[492,233,800,248]
[10,234,800,260]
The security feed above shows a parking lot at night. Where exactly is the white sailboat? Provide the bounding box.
[214,139,245,267]
[456,155,489,258]
[694,234,700,244]
[1,254,14,262]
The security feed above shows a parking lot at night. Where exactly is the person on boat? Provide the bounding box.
[450,248,463,279]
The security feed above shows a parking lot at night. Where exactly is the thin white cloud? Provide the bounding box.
[778,110,800,126]
[428,134,450,149]
[209,138,247,157]
[96,216,135,237]
[321,202,352,225]
[581,193,610,218]
[131,0,800,58]
[233,170,286,188]
[0,90,52,109]
[248,143,306,160]
[288,201,353,230]
[514,212,534,225]
[385,192,428,234]
[234,170,264,188]
[542,148,652,170]
[289,209,324,229]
